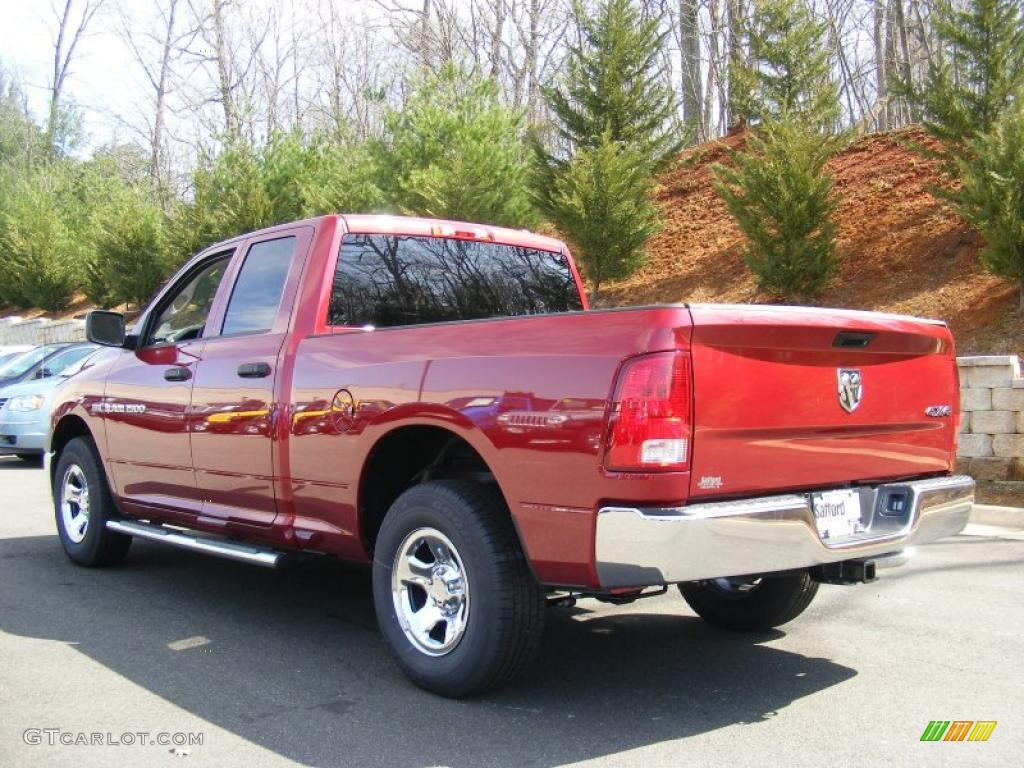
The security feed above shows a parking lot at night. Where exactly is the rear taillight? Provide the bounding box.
[604,351,692,471]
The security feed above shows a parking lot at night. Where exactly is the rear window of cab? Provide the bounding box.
[328,234,583,328]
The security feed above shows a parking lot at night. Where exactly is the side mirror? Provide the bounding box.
[86,310,126,347]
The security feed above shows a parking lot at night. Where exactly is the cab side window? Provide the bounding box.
[148,255,231,346]
[221,236,296,336]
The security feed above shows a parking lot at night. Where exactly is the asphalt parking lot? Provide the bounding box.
[0,456,1021,767]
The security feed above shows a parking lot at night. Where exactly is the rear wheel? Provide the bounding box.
[372,479,545,698]
[53,437,131,567]
[678,571,819,631]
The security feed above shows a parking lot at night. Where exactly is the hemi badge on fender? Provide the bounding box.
[925,405,953,417]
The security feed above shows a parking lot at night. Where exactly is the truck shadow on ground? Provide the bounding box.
[0,533,856,767]
[0,457,43,471]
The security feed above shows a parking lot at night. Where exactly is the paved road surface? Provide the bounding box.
[1,456,1021,767]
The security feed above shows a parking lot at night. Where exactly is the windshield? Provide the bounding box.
[37,346,98,379]
[0,345,63,378]
[58,348,103,377]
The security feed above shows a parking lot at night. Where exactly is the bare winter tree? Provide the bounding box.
[119,0,199,194]
[40,0,972,177]
[46,0,105,155]
[313,0,399,141]
[182,0,269,141]
[873,0,888,128]
[369,0,460,71]
[366,0,574,114]
[679,0,703,138]
[524,0,543,118]
[254,5,299,136]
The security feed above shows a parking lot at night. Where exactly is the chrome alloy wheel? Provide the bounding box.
[391,527,470,657]
[60,464,91,544]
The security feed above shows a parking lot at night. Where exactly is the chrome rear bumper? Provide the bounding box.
[595,475,974,588]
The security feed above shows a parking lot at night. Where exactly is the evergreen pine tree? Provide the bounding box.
[899,0,1024,164]
[729,0,840,130]
[85,188,170,308]
[897,0,1024,304]
[0,167,81,311]
[375,64,536,228]
[538,0,681,182]
[714,119,842,301]
[536,0,679,301]
[546,132,661,304]
[716,0,842,300]
[167,130,383,262]
[955,105,1024,309]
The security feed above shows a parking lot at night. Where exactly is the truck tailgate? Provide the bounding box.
[687,304,959,499]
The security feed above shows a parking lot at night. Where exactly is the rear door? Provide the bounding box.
[687,304,958,499]
[188,227,312,527]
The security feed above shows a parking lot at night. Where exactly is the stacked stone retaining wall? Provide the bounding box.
[956,356,1024,481]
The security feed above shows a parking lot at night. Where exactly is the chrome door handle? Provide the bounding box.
[237,362,272,378]
[163,367,191,382]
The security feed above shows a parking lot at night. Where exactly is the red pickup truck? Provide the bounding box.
[48,214,974,696]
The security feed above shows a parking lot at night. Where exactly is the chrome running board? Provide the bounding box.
[106,519,283,568]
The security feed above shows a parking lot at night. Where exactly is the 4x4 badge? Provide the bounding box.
[837,369,863,413]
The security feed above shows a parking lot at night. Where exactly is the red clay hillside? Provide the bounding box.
[600,128,1023,359]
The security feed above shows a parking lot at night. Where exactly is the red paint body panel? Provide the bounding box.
[104,341,206,517]
[188,225,314,531]
[687,304,957,500]
[49,216,961,591]
[285,306,693,585]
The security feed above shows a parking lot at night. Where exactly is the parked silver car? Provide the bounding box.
[0,346,32,368]
[0,346,104,462]
[0,343,97,389]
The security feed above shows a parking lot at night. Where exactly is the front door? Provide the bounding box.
[104,253,233,518]
[188,229,310,527]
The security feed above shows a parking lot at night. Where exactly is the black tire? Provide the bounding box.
[16,453,42,465]
[53,436,131,567]
[372,479,545,698]
[678,572,819,631]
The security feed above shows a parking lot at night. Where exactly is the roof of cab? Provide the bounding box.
[340,214,566,253]
[199,214,567,255]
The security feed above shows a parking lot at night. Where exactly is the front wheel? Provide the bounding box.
[678,571,819,631]
[372,480,545,698]
[53,437,132,567]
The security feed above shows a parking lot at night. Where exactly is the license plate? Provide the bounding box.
[812,489,864,540]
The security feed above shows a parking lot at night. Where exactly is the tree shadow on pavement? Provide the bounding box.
[0,534,856,767]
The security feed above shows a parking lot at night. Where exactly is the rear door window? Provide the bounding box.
[328,234,582,328]
[222,236,296,336]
